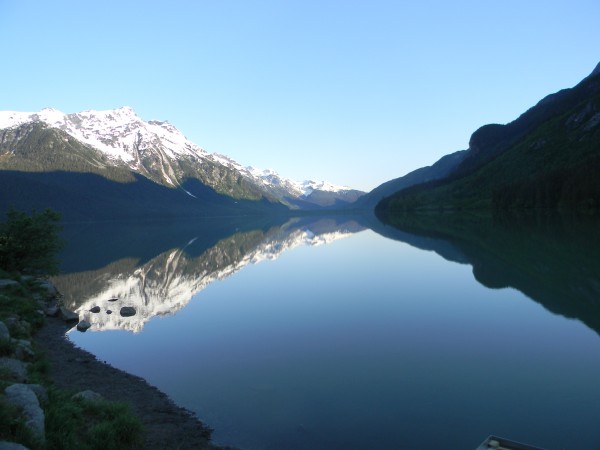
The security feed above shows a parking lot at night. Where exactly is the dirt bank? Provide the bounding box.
[34,316,233,450]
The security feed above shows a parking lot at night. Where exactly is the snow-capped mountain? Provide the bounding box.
[0,107,364,208]
[54,218,365,333]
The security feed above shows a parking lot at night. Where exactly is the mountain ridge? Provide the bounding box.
[375,61,600,214]
[0,107,364,210]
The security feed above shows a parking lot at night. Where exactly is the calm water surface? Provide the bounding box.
[56,215,600,449]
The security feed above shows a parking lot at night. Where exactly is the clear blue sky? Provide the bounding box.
[1,1,599,191]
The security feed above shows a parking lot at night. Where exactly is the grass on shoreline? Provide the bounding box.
[0,270,143,450]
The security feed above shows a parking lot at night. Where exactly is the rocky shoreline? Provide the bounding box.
[35,316,229,450]
[1,278,233,450]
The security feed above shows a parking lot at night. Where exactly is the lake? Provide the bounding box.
[53,213,600,449]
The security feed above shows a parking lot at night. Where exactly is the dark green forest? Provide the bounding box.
[0,208,63,276]
[376,63,600,216]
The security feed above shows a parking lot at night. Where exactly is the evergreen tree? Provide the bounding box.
[0,208,63,276]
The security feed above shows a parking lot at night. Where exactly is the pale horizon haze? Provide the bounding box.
[1,1,599,192]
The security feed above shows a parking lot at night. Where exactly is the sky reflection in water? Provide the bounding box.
[64,217,600,450]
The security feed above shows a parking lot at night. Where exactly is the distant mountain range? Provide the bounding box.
[352,149,467,210]
[4,60,599,222]
[0,107,364,219]
[375,61,600,216]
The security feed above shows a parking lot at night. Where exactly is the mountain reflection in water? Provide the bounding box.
[53,217,366,332]
[56,212,600,449]
[373,211,600,337]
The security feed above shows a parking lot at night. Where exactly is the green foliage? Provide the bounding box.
[377,68,600,216]
[492,155,600,211]
[0,123,271,204]
[0,277,143,450]
[0,285,45,335]
[45,389,143,450]
[0,396,42,449]
[0,123,135,183]
[0,208,64,276]
[0,337,15,356]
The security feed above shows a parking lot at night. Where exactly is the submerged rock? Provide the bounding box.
[120,306,136,317]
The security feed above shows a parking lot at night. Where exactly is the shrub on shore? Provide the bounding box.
[0,208,64,277]
[0,209,143,449]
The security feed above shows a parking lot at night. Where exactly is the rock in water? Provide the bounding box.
[89,306,101,313]
[76,320,91,332]
[120,306,136,317]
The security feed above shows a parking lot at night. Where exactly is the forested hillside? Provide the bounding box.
[376,62,600,216]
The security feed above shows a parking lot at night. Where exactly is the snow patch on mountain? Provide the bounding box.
[0,106,357,198]
[217,160,353,197]
[0,107,209,167]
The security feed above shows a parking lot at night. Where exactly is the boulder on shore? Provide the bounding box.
[0,358,29,383]
[45,304,59,317]
[72,390,104,403]
[59,307,79,323]
[4,383,45,442]
[3,318,31,337]
[0,441,31,449]
[0,279,19,289]
[36,280,59,299]
[13,339,34,360]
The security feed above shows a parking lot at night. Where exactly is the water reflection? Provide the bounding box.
[53,216,366,332]
[373,212,600,336]
[59,212,600,449]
